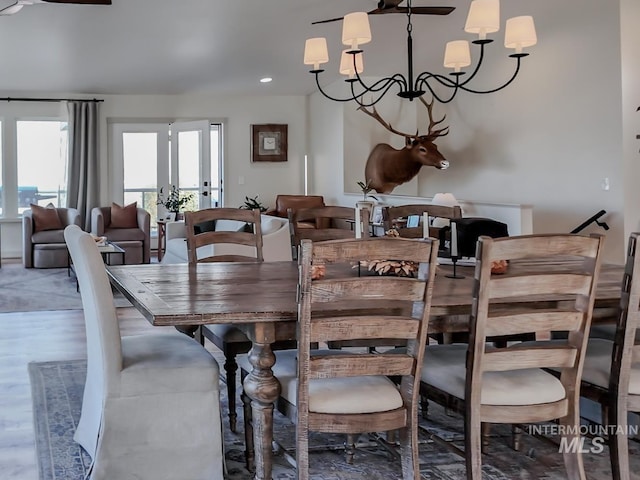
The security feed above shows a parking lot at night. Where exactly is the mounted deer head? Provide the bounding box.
[359,96,449,194]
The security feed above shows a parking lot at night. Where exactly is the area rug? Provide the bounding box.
[0,263,130,312]
[29,360,639,480]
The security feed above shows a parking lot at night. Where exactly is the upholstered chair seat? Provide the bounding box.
[423,343,567,406]
[240,350,403,415]
[581,338,640,394]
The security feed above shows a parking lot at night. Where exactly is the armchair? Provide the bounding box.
[266,194,327,229]
[91,204,150,264]
[23,205,81,268]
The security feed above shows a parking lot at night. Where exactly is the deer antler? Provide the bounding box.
[418,96,449,139]
[358,105,416,142]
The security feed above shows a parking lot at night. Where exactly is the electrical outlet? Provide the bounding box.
[601,177,610,191]
[238,176,245,185]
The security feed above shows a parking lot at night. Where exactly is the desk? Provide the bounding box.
[107,260,623,480]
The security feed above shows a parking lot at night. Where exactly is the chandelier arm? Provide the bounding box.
[415,71,459,89]
[456,41,489,87]
[413,72,461,103]
[350,80,410,107]
[418,81,460,104]
[312,73,363,103]
[455,56,523,94]
[352,63,409,93]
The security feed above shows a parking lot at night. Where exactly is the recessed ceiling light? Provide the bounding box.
[260,77,273,83]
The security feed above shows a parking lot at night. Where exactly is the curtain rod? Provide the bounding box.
[0,97,104,103]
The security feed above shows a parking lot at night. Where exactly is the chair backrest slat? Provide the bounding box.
[489,274,594,299]
[485,310,584,337]
[483,345,577,372]
[309,353,415,379]
[486,234,601,261]
[185,207,263,264]
[310,315,420,343]
[192,231,260,248]
[310,277,426,303]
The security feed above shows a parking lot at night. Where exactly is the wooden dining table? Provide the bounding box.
[107,259,624,480]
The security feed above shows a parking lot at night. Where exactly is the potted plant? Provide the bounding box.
[356,179,378,220]
[357,179,378,202]
[240,195,268,213]
[157,185,195,219]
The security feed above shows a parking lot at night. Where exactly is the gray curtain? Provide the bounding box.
[66,101,99,230]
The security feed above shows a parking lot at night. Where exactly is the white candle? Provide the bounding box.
[450,221,458,257]
[423,213,429,239]
[355,207,362,239]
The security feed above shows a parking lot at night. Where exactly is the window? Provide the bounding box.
[123,131,161,221]
[16,120,68,214]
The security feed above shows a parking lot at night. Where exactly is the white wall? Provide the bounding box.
[621,0,640,243]
[309,0,628,262]
[0,93,307,258]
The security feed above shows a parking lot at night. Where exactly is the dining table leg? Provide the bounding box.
[243,324,281,480]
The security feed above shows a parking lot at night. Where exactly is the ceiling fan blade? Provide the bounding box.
[312,4,454,25]
[371,6,455,15]
[311,15,345,25]
[0,1,27,15]
[41,0,111,4]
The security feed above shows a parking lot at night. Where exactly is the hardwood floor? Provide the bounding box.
[0,306,182,480]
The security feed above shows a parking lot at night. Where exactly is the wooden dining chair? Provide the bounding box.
[288,205,369,260]
[184,207,296,433]
[420,233,605,480]
[241,236,439,479]
[579,232,640,480]
[382,203,461,240]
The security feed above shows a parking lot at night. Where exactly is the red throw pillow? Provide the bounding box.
[110,202,138,228]
[30,204,63,232]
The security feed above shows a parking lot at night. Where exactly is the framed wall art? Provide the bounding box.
[251,124,288,162]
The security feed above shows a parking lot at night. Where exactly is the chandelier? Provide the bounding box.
[303,0,537,107]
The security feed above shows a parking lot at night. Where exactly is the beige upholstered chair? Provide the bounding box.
[185,207,296,433]
[241,236,439,479]
[90,204,150,264]
[64,225,223,480]
[288,205,369,260]
[23,205,81,268]
[420,233,605,480]
[580,232,640,480]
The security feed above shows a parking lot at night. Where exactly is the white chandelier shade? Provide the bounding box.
[339,50,364,78]
[464,0,500,40]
